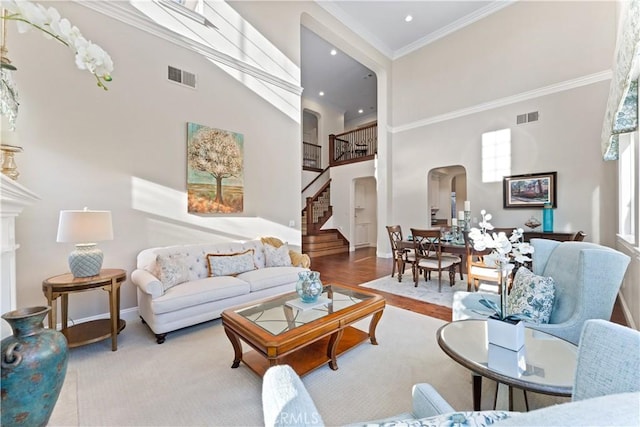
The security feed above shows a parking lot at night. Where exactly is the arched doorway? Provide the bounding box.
[428,165,467,226]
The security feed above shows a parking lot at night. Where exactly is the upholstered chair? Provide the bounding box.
[452,240,631,345]
[262,320,640,427]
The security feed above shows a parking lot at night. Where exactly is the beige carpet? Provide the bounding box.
[361,271,499,308]
[48,306,566,427]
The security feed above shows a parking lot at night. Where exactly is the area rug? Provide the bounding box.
[360,270,499,308]
[48,306,564,426]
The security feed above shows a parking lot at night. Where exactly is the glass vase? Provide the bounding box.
[542,204,554,232]
[296,271,323,303]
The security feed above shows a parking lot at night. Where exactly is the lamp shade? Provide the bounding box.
[56,210,113,243]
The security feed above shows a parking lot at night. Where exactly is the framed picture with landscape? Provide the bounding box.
[503,171,557,209]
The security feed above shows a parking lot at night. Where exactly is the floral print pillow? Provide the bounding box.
[264,243,292,267]
[371,411,512,427]
[156,254,190,292]
[507,267,556,324]
[206,249,256,277]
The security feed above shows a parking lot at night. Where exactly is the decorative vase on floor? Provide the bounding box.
[296,271,323,303]
[1,306,68,427]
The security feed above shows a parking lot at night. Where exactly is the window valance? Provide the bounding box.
[601,0,640,161]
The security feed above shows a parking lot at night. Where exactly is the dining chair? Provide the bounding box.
[464,228,515,293]
[410,228,461,291]
[386,225,414,282]
[438,226,465,281]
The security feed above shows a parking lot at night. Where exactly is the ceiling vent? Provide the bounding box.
[516,111,539,125]
[168,65,197,89]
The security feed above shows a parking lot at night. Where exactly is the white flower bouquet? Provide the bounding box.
[468,210,534,321]
[1,0,114,128]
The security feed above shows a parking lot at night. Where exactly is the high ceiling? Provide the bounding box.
[304,1,511,123]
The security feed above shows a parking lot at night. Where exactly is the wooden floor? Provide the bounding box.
[312,247,628,326]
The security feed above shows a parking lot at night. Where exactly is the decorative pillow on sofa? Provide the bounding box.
[156,254,190,292]
[264,243,292,267]
[370,411,512,427]
[507,266,555,324]
[207,249,256,277]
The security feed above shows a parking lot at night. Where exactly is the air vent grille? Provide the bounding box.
[168,65,197,89]
[516,111,539,125]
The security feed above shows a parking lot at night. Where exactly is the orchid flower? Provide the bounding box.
[1,0,113,90]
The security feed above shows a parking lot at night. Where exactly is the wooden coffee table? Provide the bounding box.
[221,284,385,377]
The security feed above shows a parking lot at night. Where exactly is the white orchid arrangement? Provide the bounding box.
[468,210,534,321]
[1,0,114,128]
[468,210,534,268]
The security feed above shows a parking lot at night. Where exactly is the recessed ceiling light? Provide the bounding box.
[405,15,413,23]
[330,49,337,56]
[319,91,324,96]
[358,109,364,114]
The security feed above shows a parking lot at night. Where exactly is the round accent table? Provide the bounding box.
[437,319,577,411]
[42,269,127,351]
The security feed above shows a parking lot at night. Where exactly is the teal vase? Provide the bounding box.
[1,306,68,427]
[542,204,554,232]
[296,271,323,303]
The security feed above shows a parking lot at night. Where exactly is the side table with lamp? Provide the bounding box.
[43,208,127,351]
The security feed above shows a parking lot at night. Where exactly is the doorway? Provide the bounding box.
[428,165,467,225]
[353,177,377,248]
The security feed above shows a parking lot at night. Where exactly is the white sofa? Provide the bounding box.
[131,239,309,343]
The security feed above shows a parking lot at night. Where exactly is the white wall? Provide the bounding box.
[8,2,305,321]
[390,1,617,245]
[5,0,393,324]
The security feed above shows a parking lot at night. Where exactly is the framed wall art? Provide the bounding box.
[503,171,557,209]
[187,122,244,214]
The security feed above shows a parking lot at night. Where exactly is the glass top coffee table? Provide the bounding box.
[437,320,578,410]
[221,284,385,377]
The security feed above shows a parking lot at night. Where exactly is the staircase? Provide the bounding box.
[301,123,378,259]
[302,229,349,258]
[302,181,349,258]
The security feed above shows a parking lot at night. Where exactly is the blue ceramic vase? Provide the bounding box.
[296,271,323,303]
[1,306,68,427]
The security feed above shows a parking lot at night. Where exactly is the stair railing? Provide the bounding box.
[329,122,377,167]
[305,180,331,235]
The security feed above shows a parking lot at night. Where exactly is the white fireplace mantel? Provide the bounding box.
[1,173,40,338]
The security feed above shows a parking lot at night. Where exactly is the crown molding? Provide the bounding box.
[391,70,613,134]
[314,1,393,59]
[75,1,303,96]
[392,1,517,60]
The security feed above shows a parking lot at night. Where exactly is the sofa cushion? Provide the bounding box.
[207,249,257,277]
[237,266,306,292]
[265,243,292,267]
[355,411,511,427]
[156,254,190,292]
[151,276,250,315]
[507,267,555,324]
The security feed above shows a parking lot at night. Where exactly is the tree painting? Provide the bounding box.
[187,123,244,213]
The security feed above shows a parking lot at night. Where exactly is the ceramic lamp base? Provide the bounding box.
[487,315,525,351]
[68,244,103,277]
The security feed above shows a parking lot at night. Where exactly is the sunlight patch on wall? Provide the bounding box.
[129,1,301,122]
[131,177,302,246]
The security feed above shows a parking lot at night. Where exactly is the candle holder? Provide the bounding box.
[464,210,471,231]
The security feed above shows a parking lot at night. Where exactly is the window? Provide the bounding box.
[618,131,638,245]
[482,128,511,183]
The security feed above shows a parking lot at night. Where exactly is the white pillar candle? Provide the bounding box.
[451,218,458,226]
[458,211,465,220]
[464,201,471,211]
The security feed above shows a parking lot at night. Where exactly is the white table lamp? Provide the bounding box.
[57,208,113,278]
